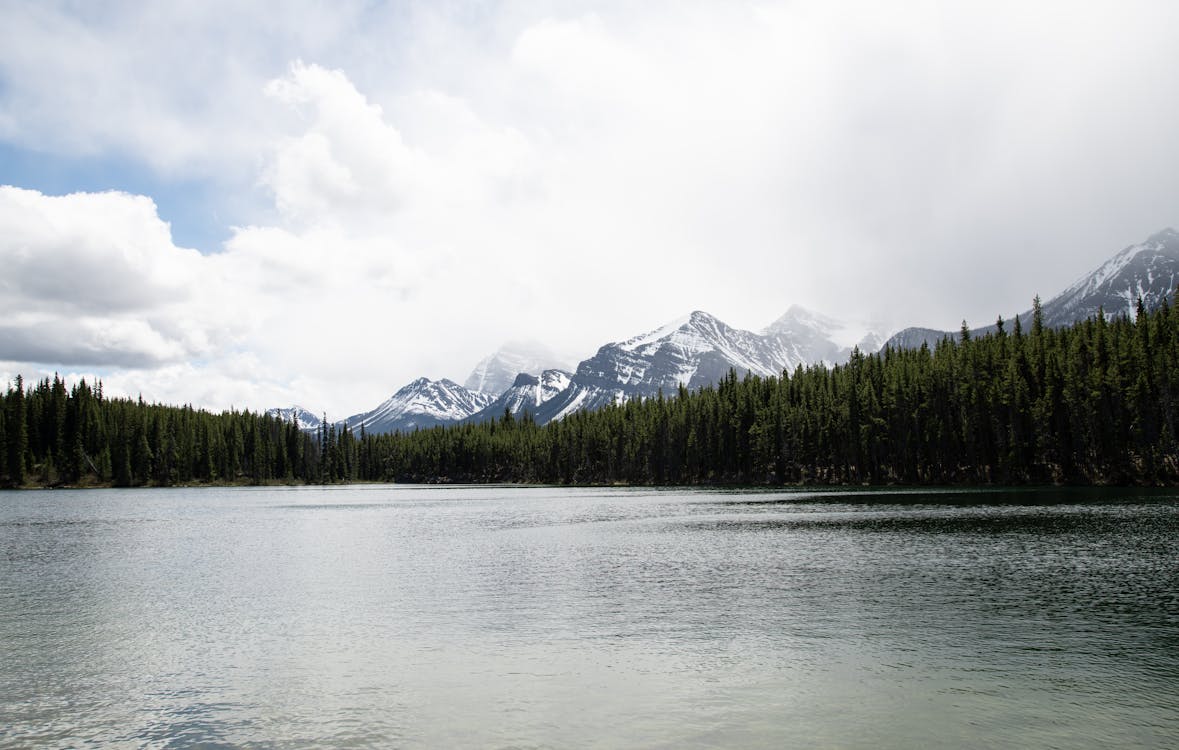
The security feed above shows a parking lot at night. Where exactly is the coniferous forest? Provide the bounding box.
[4,295,1179,489]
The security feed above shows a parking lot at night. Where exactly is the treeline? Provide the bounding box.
[361,295,1179,486]
[0,378,361,487]
[4,294,1179,488]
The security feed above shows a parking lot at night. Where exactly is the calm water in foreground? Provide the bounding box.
[1,485,1177,748]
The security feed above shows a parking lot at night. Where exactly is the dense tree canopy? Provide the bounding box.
[0,378,339,487]
[4,294,1179,488]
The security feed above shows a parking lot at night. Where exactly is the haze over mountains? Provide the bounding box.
[270,229,1179,434]
[462,342,572,397]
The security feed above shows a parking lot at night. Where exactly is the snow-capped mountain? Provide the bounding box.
[269,228,1179,432]
[1038,227,1179,327]
[527,308,886,424]
[265,405,322,431]
[343,378,493,434]
[885,228,1179,350]
[466,369,573,423]
[463,341,572,396]
[576,311,790,392]
[763,305,885,366]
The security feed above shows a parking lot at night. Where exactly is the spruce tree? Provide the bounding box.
[7,376,28,486]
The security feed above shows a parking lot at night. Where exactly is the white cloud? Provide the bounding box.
[0,186,229,366]
[2,1,1179,415]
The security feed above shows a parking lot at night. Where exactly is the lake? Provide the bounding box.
[2,485,1177,748]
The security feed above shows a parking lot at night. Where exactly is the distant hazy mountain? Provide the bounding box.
[885,228,1179,350]
[463,341,572,396]
[763,305,885,364]
[881,327,951,350]
[265,405,322,431]
[342,378,492,434]
[466,369,573,423]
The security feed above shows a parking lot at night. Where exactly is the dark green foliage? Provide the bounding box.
[0,375,322,487]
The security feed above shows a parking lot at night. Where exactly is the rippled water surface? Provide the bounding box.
[2,485,1177,748]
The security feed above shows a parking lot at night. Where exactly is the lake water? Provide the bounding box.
[1,485,1177,748]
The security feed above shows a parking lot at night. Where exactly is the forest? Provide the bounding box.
[3,294,1179,488]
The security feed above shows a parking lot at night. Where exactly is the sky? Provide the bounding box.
[2,0,1178,419]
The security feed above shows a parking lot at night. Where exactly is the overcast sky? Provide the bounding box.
[2,0,1178,418]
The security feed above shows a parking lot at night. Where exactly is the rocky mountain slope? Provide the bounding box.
[342,378,492,434]
[885,228,1179,349]
[466,369,573,423]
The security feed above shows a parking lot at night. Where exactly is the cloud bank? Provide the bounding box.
[1,1,1178,416]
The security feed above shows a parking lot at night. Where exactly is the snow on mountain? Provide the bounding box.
[463,341,572,396]
[466,369,573,423]
[276,229,1179,432]
[533,380,627,424]
[343,377,493,435]
[530,308,887,425]
[578,311,791,393]
[856,331,885,352]
[265,405,323,431]
[1039,227,1179,327]
[763,305,886,365]
[885,228,1179,350]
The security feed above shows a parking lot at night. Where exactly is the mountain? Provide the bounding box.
[463,341,572,396]
[466,369,573,423]
[343,378,493,434]
[763,305,884,365]
[882,327,951,350]
[1037,227,1179,327]
[578,311,792,389]
[529,308,885,424]
[270,228,1179,431]
[265,405,322,431]
[884,228,1179,350]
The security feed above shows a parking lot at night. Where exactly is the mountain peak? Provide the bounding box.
[885,227,1179,351]
[347,377,492,434]
[615,313,694,352]
[265,405,323,431]
[464,340,572,395]
[764,305,839,335]
[466,369,573,425]
[512,372,540,387]
[1050,227,1179,323]
[1146,227,1178,243]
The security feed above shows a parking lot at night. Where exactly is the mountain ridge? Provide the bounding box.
[884,227,1179,350]
[274,228,1179,434]
[341,377,493,434]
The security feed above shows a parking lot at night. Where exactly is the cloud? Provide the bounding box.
[0,186,230,368]
[0,1,375,176]
[2,1,1179,416]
